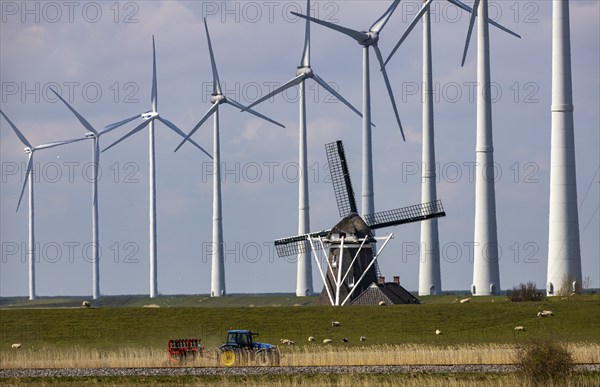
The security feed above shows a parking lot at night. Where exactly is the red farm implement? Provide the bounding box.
[167,338,204,361]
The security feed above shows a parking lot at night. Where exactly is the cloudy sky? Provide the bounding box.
[1,0,598,297]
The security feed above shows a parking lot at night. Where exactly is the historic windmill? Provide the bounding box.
[274,141,446,306]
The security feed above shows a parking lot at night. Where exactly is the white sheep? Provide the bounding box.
[323,339,333,344]
[11,343,21,349]
[331,321,341,327]
[435,329,442,335]
[537,310,554,317]
[308,336,315,342]
[378,301,387,306]
[514,326,526,331]
[82,300,91,308]
[459,298,471,304]
[359,336,367,342]
[280,339,294,346]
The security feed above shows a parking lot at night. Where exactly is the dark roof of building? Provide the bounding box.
[350,282,420,305]
[327,213,373,239]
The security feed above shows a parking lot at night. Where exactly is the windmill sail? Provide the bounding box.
[325,141,357,217]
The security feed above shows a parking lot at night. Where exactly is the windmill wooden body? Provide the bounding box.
[275,141,446,306]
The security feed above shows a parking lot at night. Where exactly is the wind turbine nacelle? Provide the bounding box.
[296,67,313,77]
[85,132,95,138]
[141,111,158,120]
[210,94,225,104]
[362,31,379,46]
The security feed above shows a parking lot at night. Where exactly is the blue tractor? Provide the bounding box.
[219,330,280,366]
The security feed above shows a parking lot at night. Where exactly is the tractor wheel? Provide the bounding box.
[219,349,238,367]
[256,350,279,366]
[256,350,270,366]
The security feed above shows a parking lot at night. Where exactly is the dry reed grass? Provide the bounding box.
[1,343,598,369]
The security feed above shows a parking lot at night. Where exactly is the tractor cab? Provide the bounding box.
[225,330,255,348]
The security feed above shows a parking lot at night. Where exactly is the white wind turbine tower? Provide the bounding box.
[243,0,363,297]
[460,0,520,296]
[0,110,87,300]
[103,36,212,299]
[547,0,582,295]
[50,88,138,299]
[175,19,285,298]
[292,0,406,221]
[382,0,518,295]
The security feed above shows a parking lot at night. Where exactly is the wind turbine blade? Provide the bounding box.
[383,0,433,69]
[370,0,401,33]
[291,12,368,44]
[35,137,88,151]
[488,19,521,39]
[0,110,32,148]
[174,103,219,152]
[244,74,304,111]
[373,45,405,141]
[100,114,140,135]
[151,35,158,111]
[17,154,33,212]
[157,116,212,159]
[461,0,480,67]
[102,119,151,152]
[300,0,311,67]
[228,98,286,129]
[49,87,97,134]
[447,0,520,39]
[204,18,222,95]
[312,73,363,120]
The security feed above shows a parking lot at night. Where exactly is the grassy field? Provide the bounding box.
[2,372,600,387]
[1,294,598,351]
[1,294,598,384]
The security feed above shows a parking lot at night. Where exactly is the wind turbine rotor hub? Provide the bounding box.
[142,111,159,120]
[24,147,32,154]
[210,94,225,104]
[362,31,379,46]
[296,66,313,78]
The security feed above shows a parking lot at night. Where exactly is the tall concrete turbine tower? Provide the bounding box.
[459,0,520,295]
[418,7,442,296]
[546,0,582,295]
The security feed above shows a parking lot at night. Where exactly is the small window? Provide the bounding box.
[347,276,355,287]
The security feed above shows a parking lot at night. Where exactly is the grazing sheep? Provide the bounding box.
[537,310,554,317]
[459,298,471,304]
[378,301,387,306]
[342,338,349,343]
[331,321,341,327]
[514,326,526,331]
[11,343,21,349]
[359,336,367,342]
[280,339,294,346]
[435,329,442,335]
[82,300,91,308]
[323,339,333,344]
[308,336,315,342]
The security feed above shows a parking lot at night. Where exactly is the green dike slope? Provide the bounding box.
[1,295,598,351]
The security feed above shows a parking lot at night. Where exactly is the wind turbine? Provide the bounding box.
[243,0,363,297]
[382,0,519,296]
[102,36,212,299]
[50,88,138,299]
[547,0,582,295]
[174,18,285,298]
[291,1,406,222]
[0,110,87,300]
[459,0,521,296]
